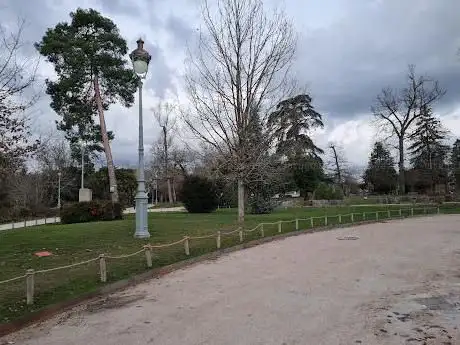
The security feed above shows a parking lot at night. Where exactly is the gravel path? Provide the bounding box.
[3,215,460,345]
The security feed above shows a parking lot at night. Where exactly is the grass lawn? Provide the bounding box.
[0,204,456,323]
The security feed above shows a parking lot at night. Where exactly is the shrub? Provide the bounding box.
[314,183,344,200]
[61,200,123,224]
[181,175,218,213]
[248,194,275,214]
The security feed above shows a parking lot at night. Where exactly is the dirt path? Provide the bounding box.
[3,215,460,345]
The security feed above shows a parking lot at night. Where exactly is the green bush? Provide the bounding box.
[314,183,344,200]
[60,201,123,224]
[181,175,218,213]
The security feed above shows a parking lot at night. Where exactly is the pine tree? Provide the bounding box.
[408,105,449,193]
[363,142,398,194]
[450,139,460,192]
[35,8,138,202]
[268,94,324,158]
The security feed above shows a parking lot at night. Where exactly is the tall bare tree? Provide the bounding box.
[372,65,445,194]
[184,0,297,223]
[0,19,40,215]
[152,102,178,204]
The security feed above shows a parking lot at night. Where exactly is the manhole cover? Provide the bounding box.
[336,236,360,240]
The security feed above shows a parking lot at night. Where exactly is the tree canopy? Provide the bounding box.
[36,8,138,202]
[363,142,398,194]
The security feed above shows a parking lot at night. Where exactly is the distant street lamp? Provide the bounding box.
[57,171,62,209]
[130,38,152,239]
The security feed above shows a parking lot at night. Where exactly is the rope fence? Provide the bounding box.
[0,206,442,305]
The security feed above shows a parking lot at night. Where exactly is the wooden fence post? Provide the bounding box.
[24,219,27,227]
[26,269,35,305]
[338,215,342,223]
[35,219,38,226]
[363,212,366,220]
[295,219,299,230]
[351,213,354,223]
[184,236,190,256]
[324,215,328,226]
[261,225,265,237]
[99,254,107,283]
[44,218,47,225]
[216,231,221,249]
[387,210,391,218]
[310,218,314,228]
[278,221,282,233]
[399,209,402,217]
[437,207,440,214]
[411,208,414,216]
[144,246,152,268]
[12,222,14,230]
[239,228,243,243]
[376,212,379,220]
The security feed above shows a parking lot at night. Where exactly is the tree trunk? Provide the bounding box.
[398,136,405,195]
[172,178,177,203]
[237,179,245,224]
[93,77,119,202]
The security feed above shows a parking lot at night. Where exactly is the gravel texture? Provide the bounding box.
[2,215,460,345]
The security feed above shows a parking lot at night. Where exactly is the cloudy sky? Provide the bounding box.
[2,0,460,171]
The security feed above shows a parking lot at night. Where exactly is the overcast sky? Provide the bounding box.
[2,0,460,171]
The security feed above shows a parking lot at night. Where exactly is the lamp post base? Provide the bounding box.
[134,191,150,238]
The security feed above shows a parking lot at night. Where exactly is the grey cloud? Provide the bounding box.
[295,0,460,119]
[165,14,196,49]
[96,0,142,17]
[140,38,177,98]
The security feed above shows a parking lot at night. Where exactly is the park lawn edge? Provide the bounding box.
[0,213,436,337]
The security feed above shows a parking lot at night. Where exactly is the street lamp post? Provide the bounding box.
[130,38,152,239]
[57,171,61,209]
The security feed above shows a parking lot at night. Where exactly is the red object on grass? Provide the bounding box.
[34,251,52,257]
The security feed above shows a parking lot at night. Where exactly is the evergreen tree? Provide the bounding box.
[408,105,449,193]
[268,94,324,158]
[268,94,325,199]
[35,8,138,202]
[363,142,398,194]
[450,139,460,192]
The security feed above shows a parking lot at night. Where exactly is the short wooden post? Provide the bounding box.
[26,269,35,305]
[399,209,402,217]
[44,218,47,225]
[278,221,282,233]
[351,213,354,223]
[35,219,38,226]
[239,228,243,243]
[295,219,299,230]
[55,216,58,223]
[338,215,342,223]
[144,246,152,267]
[324,215,328,226]
[99,254,107,283]
[310,218,314,227]
[411,208,414,216]
[261,225,265,237]
[184,236,190,256]
[387,210,391,218]
[216,231,221,249]
[437,207,440,214]
[363,212,366,220]
[376,212,379,220]
[24,219,27,227]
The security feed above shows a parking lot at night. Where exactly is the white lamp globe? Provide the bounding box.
[133,59,148,75]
